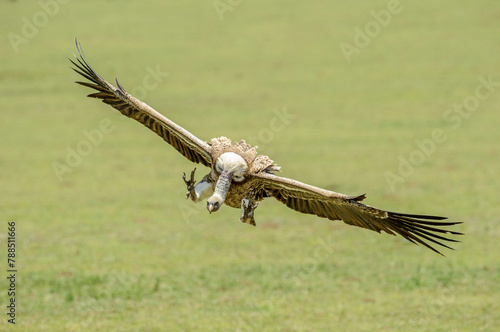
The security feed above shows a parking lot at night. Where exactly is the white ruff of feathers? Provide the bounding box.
[216,152,248,177]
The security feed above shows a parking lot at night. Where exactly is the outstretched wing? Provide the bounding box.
[254,172,463,255]
[69,39,212,167]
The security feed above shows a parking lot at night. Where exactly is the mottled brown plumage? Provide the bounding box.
[70,39,463,255]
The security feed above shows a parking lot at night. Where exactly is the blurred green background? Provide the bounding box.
[1,1,499,331]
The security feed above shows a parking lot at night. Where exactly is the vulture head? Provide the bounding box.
[207,152,248,213]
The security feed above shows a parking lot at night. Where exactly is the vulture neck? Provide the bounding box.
[213,170,233,204]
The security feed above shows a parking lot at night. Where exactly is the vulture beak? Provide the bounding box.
[207,200,219,214]
[206,170,233,214]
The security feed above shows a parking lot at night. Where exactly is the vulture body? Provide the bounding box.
[69,40,462,255]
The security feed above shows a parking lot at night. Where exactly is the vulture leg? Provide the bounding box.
[183,168,214,202]
[240,198,259,226]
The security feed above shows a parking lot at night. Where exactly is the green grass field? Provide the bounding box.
[1,1,499,331]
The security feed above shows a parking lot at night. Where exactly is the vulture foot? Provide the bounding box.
[240,198,259,226]
[182,168,197,200]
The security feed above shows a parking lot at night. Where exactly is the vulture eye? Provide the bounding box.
[215,164,223,173]
[233,175,244,182]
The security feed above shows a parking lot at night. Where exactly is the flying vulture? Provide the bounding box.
[69,40,462,255]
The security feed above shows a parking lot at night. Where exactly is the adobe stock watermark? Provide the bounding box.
[247,106,295,146]
[235,233,338,330]
[407,283,458,327]
[279,235,336,287]
[53,64,169,182]
[7,0,71,53]
[178,199,208,230]
[129,65,169,100]
[384,74,499,191]
[340,0,405,63]
[213,0,244,21]
[52,118,115,182]
[200,232,337,331]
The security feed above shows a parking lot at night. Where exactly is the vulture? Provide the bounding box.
[69,40,462,255]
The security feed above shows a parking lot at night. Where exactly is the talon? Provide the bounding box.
[240,198,259,226]
[182,168,197,200]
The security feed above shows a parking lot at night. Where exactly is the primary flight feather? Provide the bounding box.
[69,39,462,255]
